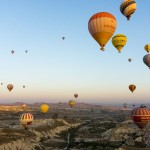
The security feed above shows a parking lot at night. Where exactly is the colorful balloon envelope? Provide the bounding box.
[112,34,127,53]
[40,104,49,113]
[88,12,117,51]
[143,54,150,69]
[7,84,13,91]
[129,84,136,93]
[20,113,33,128]
[74,93,78,98]
[131,106,150,129]
[68,100,76,108]
[120,0,137,20]
[144,44,150,53]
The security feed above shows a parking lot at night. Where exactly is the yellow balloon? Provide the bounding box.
[88,12,117,51]
[40,104,49,113]
[68,100,75,108]
[144,44,150,53]
[112,34,127,53]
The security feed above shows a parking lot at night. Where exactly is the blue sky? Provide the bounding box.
[0,0,149,104]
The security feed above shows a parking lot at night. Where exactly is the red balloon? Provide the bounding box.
[131,106,150,129]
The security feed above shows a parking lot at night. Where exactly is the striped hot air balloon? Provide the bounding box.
[120,0,137,20]
[20,113,33,129]
[112,34,127,53]
[131,106,150,129]
[144,44,150,53]
[129,84,136,93]
[88,12,117,51]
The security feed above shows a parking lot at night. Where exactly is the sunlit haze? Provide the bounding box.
[0,0,149,104]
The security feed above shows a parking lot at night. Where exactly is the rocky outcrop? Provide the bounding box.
[0,119,81,150]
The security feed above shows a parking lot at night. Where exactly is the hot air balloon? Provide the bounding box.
[7,84,13,91]
[20,113,33,129]
[74,93,78,98]
[22,104,27,110]
[129,84,136,93]
[131,106,150,129]
[143,54,150,69]
[112,34,127,53]
[68,100,76,108]
[140,104,147,108]
[133,104,135,107]
[128,58,132,62]
[120,0,137,20]
[25,50,28,53]
[123,103,128,108]
[11,50,15,54]
[23,85,25,88]
[40,104,49,113]
[88,12,117,51]
[62,37,65,40]
[1,83,3,85]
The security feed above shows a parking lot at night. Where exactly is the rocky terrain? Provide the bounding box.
[0,104,150,150]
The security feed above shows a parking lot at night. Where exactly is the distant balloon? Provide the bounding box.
[11,50,15,54]
[25,50,28,53]
[129,84,136,93]
[7,84,13,91]
[120,0,137,20]
[62,37,65,40]
[133,104,135,107]
[131,106,150,129]
[22,104,27,110]
[74,93,78,98]
[143,54,150,69]
[123,103,127,108]
[140,104,147,108]
[23,85,25,88]
[69,100,76,108]
[40,104,49,113]
[20,113,33,129]
[112,34,127,53]
[128,58,132,62]
[144,44,150,53]
[88,12,117,51]
[1,83,3,85]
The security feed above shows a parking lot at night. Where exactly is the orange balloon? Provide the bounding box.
[129,84,136,93]
[88,12,117,51]
[7,84,13,91]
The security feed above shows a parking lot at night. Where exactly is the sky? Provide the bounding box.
[0,0,149,104]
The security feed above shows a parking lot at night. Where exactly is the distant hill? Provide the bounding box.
[0,102,123,111]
